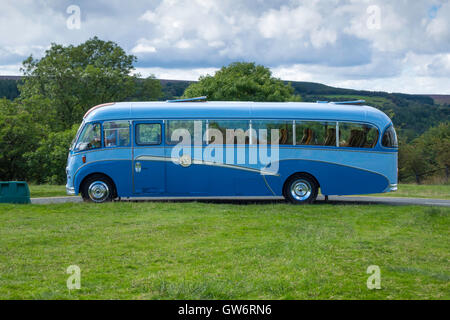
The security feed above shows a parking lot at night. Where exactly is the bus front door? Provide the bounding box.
[132,121,166,195]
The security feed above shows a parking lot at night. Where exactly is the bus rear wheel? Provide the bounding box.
[81,174,114,203]
[284,174,318,204]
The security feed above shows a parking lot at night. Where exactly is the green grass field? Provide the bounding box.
[29,184,72,198]
[0,202,448,299]
[29,184,450,200]
[363,184,450,200]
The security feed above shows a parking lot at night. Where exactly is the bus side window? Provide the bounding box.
[136,123,161,145]
[166,120,206,145]
[296,121,336,146]
[252,121,293,145]
[339,122,379,148]
[208,120,250,145]
[103,121,130,147]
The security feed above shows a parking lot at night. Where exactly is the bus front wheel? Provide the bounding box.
[81,174,114,203]
[284,174,318,204]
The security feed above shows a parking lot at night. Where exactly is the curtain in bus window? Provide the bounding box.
[296,121,336,146]
[339,122,379,148]
[207,120,250,144]
[103,121,130,147]
[252,121,293,145]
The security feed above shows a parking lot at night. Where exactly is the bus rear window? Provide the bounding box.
[382,125,398,148]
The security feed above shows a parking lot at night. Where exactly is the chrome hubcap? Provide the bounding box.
[88,181,109,202]
[290,179,312,201]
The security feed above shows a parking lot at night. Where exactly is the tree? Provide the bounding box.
[127,75,163,101]
[398,121,450,183]
[19,37,138,130]
[414,122,450,182]
[183,62,301,102]
[0,98,45,180]
[24,125,79,184]
[399,143,428,183]
[0,79,20,100]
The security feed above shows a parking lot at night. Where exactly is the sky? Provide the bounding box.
[1,0,449,94]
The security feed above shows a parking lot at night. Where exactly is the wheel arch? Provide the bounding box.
[282,171,320,198]
[79,172,118,198]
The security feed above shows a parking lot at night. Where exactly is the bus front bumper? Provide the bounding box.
[386,184,398,192]
[66,186,75,195]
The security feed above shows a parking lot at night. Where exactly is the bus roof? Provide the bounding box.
[83,101,393,129]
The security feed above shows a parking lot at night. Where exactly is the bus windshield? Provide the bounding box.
[74,122,101,151]
[70,121,85,151]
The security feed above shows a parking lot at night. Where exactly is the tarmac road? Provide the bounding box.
[30,195,450,207]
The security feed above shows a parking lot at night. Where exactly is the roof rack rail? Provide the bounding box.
[167,96,207,103]
[316,100,366,105]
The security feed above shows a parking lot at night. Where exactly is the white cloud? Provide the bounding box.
[131,42,157,54]
[0,0,449,94]
[133,66,218,80]
[0,64,22,76]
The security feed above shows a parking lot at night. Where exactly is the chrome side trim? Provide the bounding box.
[135,155,169,162]
[262,175,277,196]
[75,145,397,154]
[135,155,280,176]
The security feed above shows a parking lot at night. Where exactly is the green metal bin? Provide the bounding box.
[0,181,31,204]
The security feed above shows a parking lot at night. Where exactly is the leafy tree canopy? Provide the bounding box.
[0,98,45,180]
[399,121,449,183]
[183,62,301,102]
[19,37,148,130]
[126,75,163,102]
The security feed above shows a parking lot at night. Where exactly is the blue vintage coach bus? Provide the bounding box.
[66,100,398,204]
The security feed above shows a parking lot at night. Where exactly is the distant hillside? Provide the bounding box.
[429,95,450,105]
[0,76,193,101]
[0,76,21,100]
[286,80,435,104]
[285,80,449,140]
[1,75,448,140]
[159,79,194,100]
[0,75,22,81]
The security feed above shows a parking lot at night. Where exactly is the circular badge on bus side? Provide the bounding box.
[179,154,192,167]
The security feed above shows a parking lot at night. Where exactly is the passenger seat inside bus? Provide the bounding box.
[324,128,336,146]
[347,130,367,148]
[300,128,314,145]
[279,128,288,144]
[347,130,361,147]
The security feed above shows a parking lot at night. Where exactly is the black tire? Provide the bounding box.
[283,173,318,204]
[81,174,115,203]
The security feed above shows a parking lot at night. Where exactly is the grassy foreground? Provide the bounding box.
[29,184,450,200]
[363,184,450,200]
[0,202,448,299]
[29,184,72,198]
